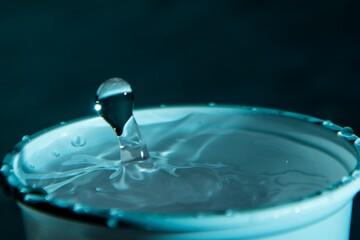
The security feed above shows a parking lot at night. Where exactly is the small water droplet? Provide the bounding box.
[96,187,102,192]
[107,218,118,228]
[73,203,89,213]
[22,135,31,142]
[208,102,216,107]
[71,135,87,147]
[60,121,66,125]
[51,151,60,158]
[109,209,124,217]
[24,194,46,203]
[338,127,356,139]
[283,160,289,164]
[7,175,20,186]
[341,176,353,183]
[160,104,166,108]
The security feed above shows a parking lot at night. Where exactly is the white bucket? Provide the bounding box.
[2,105,360,240]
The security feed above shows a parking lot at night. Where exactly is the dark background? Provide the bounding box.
[1,1,360,239]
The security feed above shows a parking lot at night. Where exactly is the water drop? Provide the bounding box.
[160,104,166,108]
[95,78,149,162]
[109,209,124,217]
[73,203,90,213]
[51,151,60,158]
[22,135,30,142]
[107,218,118,228]
[95,78,134,136]
[338,127,356,140]
[0,164,11,175]
[24,193,46,203]
[71,135,87,147]
[208,102,216,107]
[20,187,32,194]
[60,121,66,125]
[341,176,353,183]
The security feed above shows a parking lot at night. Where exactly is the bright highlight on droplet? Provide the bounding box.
[141,151,144,159]
[94,103,102,111]
[96,78,132,100]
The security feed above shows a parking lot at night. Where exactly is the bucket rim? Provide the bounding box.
[2,104,360,231]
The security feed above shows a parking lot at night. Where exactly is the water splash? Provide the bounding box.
[95,78,149,162]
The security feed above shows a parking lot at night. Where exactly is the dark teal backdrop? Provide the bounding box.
[1,1,360,239]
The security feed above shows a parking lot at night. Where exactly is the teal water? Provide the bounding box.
[14,110,351,213]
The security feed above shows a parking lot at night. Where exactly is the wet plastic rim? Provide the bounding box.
[1,104,360,230]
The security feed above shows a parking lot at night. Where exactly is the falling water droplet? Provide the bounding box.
[95,78,133,136]
[71,135,87,147]
[22,135,31,142]
[95,78,149,162]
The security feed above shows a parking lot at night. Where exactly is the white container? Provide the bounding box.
[2,105,360,240]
